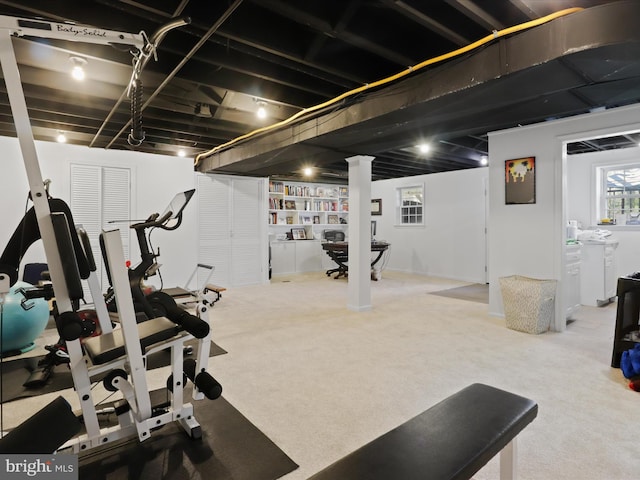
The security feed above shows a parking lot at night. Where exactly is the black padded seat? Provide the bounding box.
[83,317,181,365]
[308,383,538,480]
[162,286,192,299]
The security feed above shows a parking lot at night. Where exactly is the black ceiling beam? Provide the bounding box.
[507,0,537,19]
[303,0,361,64]
[381,0,471,46]
[212,30,365,89]
[445,0,506,30]
[252,0,415,67]
[93,0,373,96]
[438,138,488,156]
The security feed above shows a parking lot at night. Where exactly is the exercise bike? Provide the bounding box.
[103,189,211,343]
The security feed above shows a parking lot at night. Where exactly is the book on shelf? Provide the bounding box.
[269,197,283,209]
[269,181,284,193]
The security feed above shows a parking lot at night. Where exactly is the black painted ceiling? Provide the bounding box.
[0,0,639,182]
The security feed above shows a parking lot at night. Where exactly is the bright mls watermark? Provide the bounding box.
[1,455,77,480]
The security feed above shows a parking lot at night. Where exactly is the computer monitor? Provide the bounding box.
[162,189,195,219]
[324,230,345,242]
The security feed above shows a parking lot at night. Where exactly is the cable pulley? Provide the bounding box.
[128,77,145,146]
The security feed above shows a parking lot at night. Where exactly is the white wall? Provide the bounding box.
[488,103,640,329]
[372,167,488,283]
[567,146,640,276]
[0,136,197,289]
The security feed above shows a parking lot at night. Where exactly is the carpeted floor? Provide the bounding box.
[429,283,489,304]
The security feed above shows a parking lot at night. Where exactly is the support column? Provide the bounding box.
[346,155,374,312]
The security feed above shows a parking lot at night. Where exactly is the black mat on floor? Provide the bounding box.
[429,284,489,304]
[0,340,227,403]
[79,390,299,480]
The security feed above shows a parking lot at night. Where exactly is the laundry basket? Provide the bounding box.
[499,275,557,334]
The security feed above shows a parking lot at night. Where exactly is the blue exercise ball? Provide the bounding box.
[1,281,50,354]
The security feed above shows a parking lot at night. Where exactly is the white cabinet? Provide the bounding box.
[270,240,323,275]
[271,242,296,275]
[564,243,581,319]
[296,240,322,272]
[579,241,618,307]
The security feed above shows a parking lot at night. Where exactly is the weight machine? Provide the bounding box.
[0,14,221,454]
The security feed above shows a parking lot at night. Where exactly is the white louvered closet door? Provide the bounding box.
[197,174,231,287]
[70,164,130,302]
[230,177,264,285]
[196,174,266,288]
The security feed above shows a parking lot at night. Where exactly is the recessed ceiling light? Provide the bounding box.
[56,131,67,143]
[418,143,430,154]
[177,149,186,157]
[480,155,488,166]
[69,56,87,81]
[303,167,313,176]
[256,102,267,119]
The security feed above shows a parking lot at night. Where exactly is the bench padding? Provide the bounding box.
[83,316,180,365]
[308,383,538,480]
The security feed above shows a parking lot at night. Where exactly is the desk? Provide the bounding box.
[322,241,390,279]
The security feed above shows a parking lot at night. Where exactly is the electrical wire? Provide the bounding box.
[194,7,583,167]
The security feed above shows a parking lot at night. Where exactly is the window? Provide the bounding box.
[397,185,423,225]
[600,165,640,225]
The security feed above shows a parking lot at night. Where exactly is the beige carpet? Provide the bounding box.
[2,271,638,479]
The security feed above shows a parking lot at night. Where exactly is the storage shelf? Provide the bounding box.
[268,180,348,228]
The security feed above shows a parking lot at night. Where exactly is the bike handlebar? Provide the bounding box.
[131,210,173,230]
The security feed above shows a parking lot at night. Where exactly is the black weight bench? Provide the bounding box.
[83,316,181,365]
[308,383,538,480]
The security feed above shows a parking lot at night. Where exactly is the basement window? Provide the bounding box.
[396,185,424,225]
[599,164,640,225]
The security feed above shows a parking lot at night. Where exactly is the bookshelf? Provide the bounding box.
[268,180,348,240]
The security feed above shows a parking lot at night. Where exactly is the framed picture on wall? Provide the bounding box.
[371,198,382,215]
[505,157,536,204]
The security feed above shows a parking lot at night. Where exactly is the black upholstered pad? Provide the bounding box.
[83,317,181,365]
[308,383,538,480]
